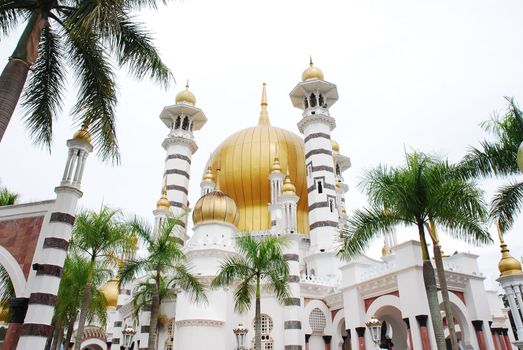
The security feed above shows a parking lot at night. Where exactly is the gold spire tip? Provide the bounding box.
[258,82,270,125]
[309,55,313,67]
[186,79,190,89]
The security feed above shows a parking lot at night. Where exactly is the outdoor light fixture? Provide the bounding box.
[233,323,248,350]
[365,316,382,348]
[122,326,136,350]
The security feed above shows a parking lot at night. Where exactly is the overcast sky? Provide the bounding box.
[1,0,523,288]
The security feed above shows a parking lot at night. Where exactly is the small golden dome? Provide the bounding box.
[335,182,341,189]
[192,190,240,226]
[381,244,387,257]
[271,157,282,173]
[282,170,296,194]
[100,278,119,310]
[499,244,522,277]
[203,165,215,182]
[73,127,91,144]
[302,57,324,81]
[156,187,170,209]
[175,82,196,105]
[331,139,340,153]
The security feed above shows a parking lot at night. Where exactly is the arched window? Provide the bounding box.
[336,164,341,176]
[310,93,317,107]
[329,199,335,212]
[175,116,181,129]
[182,117,189,130]
[317,180,323,194]
[303,96,309,109]
[252,314,274,350]
[309,308,327,335]
[318,94,324,107]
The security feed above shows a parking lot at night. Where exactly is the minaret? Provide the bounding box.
[331,139,350,218]
[268,155,284,229]
[289,59,340,255]
[200,165,216,196]
[159,82,207,243]
[16,127,93,350]
[496,222,523,343]
[280,171,304,350]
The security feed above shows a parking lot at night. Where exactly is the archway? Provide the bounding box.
[366,295,409,350]
[439,292,478,349]
[0,246,26,297]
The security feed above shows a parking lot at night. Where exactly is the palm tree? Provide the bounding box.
[119,217,206,350]
[0,0,173,161]
[0,264,14,322]
[0,187,18,206]
[50,253,110,350]
[339,152,491,350]
[459,97,523,233]
[69,206,129,350]
[211,235,290,350]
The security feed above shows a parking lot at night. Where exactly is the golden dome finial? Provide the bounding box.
[175,80,196,105]
[331,139,340,153]
[156,181,170,209]
[271,156,282,173]
[73,120,92,144]
[282,168,296,194]
[203,164,215,182]
[302,57,324,81]
[497,221,522,277]
[258,83,270,125]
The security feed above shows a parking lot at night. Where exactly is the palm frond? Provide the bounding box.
[211,256,253,288]
[233,279,255,314]
[491,180,523,232]
[22,25,65,149]
[0,187,18,206]
[170,264,207,304]
[339,207,404,260]
[66,28,119,163]
[0,1,35,39]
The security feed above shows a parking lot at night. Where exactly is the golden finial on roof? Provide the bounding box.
[73,121,92,144]
[302,56,324,81]
[381,243,387,257]
[282,168,296,194]
[175,79,196,105]
[203,164,215,182]
[271,157,282,173]
[258,83,270,125]
[156,182,170,209]
[331,139,340,153]
[497,221,522,277]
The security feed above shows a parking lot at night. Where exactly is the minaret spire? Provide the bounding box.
[258,82,270,125]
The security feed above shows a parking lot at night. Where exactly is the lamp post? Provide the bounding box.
[233,323,248,350]
[366,316,383,349]
[122,326,136,350]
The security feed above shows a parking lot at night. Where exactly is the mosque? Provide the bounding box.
[0,61,521,350]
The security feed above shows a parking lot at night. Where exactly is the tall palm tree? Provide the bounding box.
[0,264,14,322]
[339,152,491,350]
[0,187,18,206]
[459,97,523,233]
[211,235,290,350]
[69,206,130,350]
[120,217,206,350]
[50,253,110,350]
[0,0,173,161]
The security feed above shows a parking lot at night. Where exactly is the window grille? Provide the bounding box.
[309,308,327,334]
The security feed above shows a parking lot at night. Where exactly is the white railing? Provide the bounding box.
[359,262,396,282]
[301,274,340,287]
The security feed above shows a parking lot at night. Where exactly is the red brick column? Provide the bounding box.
[416,315,431,350]
[472,320,487,350]
[355,327,366,350]
[403,317,414,350]
[502,329,512,350]
[491,328,501,350]
[3,298,28,350]
[323,335,332,350]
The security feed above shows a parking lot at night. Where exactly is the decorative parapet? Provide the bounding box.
[175,319,225,328]
[358,262,396,282]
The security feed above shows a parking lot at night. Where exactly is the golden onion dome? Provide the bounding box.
[331,139,340,153]
[208,84,309,233]
[156,186,170,209]
[499,243,522,277]
[100,278,119,310]
[0,304,8,323]
[175,82,196,105]
[73,127,91,144]
[302,57,324,81]
[192,190,240,226]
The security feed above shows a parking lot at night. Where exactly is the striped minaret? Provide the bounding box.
[289,59,339,254]
[159,82,207,243]
[17,128,93,350]
[280,174,304,350]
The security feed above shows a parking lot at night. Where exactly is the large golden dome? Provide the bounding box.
[207,84,309,233]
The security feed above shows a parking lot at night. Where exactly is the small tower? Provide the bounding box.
[200,165,216,196]
[331,139,350,217]
[268,155,285,229]
[17,127,93,350]
[281,169,299,235]
[289,59,339,254]
[496,222,523,343]
[159,82,207,243]
[153,185,171,236]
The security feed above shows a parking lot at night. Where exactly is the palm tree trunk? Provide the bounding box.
[255,276,261,350]
[418,223,446,350]
[434,243,459,350]
[0,12,45,142]
[148,272,161,350]
[72,281,92,350]
[44,317,56,350]
[51,321,64,350]
[64,312,78,350]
